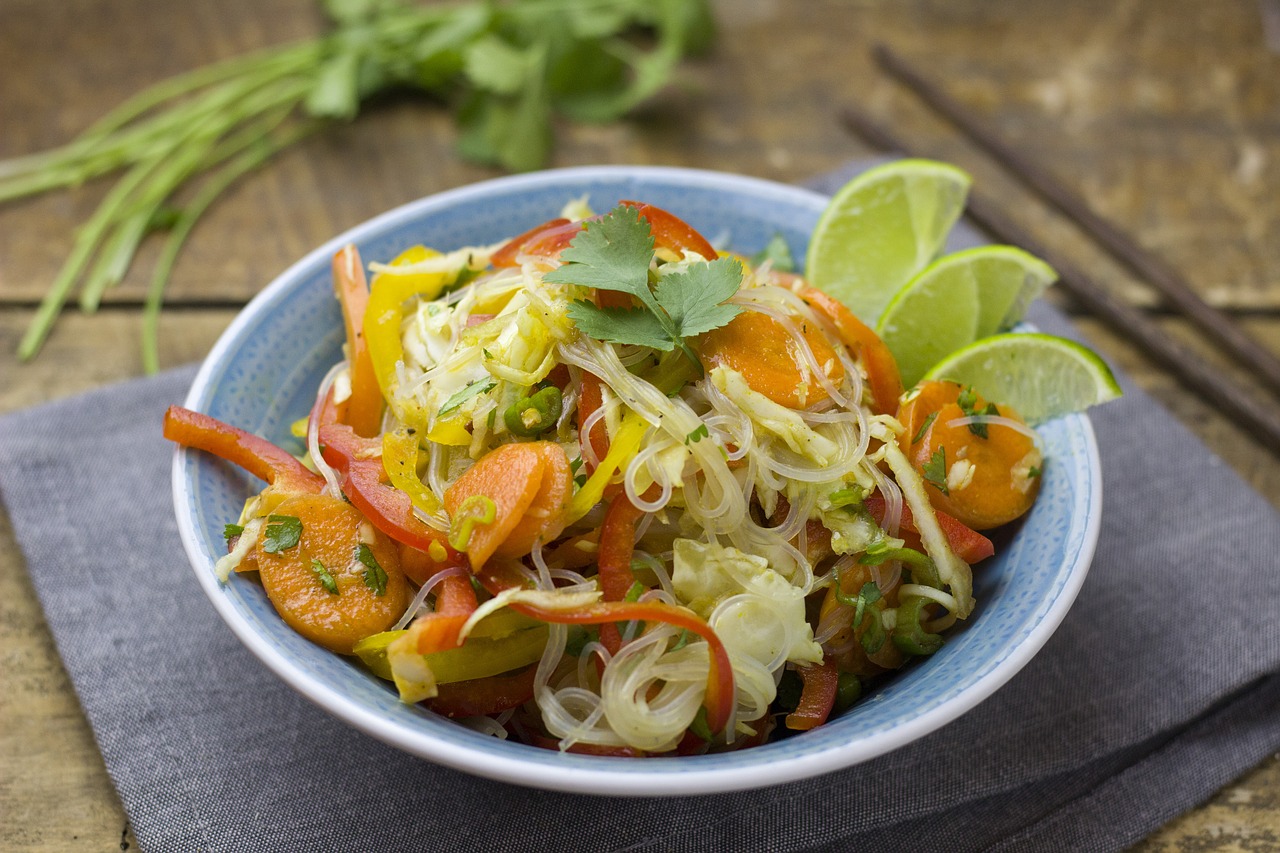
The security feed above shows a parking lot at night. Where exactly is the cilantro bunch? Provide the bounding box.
[548,205,744,366]
[4,0,714,369]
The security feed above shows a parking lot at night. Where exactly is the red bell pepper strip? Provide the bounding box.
[577,371,611,473]
[426,665,538,718]
[784,658,839,731]
[163,406,324,495]
[317,420,459,559]
[596,492,648,654]
[490,217,574,267]
[331,245,383,438]
[619,201,719,260]
[411,572,479,654]
[510,599,736,736]
[865,491,995,564]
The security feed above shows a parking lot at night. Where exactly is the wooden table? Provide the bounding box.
[3,0,1278,848]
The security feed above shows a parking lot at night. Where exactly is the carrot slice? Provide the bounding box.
[332,245,383,438]
[494,442,573,559]
[254,493,409,655]
[443,441,571,569]
[913,400,1042,530]
[698,310,845,409]
[800,286,903,415]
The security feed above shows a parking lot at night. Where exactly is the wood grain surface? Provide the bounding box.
[2,0,1278,850]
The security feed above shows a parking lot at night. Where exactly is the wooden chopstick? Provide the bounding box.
[839,105,1280,452]
[872,43,1280,402]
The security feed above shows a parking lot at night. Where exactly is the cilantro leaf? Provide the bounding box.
[355,544,388,597]
[544,205,658,314]
[652,257,744,338]
[310,559,340,596]
[566,301,673,350]
[549,205,743,363]
[262,515,302,553]
[912,411,938,444]
[922,448,949,495]
[438,378,496,417]
[685,423,709,445]
[223,523,245,548]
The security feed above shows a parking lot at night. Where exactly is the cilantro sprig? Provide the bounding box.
[548,205,744,367]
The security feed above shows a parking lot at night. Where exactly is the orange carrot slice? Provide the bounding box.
[800,286,903,416]
[495,442,573,559]
[254,493,409,655]
[698,310,845,409]
[443,441,571,569]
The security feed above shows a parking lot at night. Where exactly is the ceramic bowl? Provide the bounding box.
[172,165,1100,796]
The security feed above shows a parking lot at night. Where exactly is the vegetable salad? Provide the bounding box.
[165,198,1043,755]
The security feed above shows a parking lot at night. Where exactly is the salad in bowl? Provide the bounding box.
[168,164,1114,792]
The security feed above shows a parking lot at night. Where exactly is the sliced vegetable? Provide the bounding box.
[254,492,409,655]
[911,396,1042,531]
[442,441,572,569]
[799,286,904,416]
[332,245,383,437]
[864,491,994,564]
[784,659,839,731]
[596,492,648,654]
[364,245,450,401]
[318,420,457,560]
[698,309,845,409]
[163,405,323,497]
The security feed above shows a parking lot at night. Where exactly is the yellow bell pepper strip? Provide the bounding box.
[332,245,383,437]
[364,245,450,403]
[357,622,548,683]
[381,427,442,516]
[317,420,459,562]
[566,412,648,523]
[162,405,324,496]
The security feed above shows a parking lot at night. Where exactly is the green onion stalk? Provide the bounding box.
[2,0,714,371]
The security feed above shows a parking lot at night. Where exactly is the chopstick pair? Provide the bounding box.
[840,44,1280,453]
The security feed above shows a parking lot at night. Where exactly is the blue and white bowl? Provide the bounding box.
[171,166,1101,796]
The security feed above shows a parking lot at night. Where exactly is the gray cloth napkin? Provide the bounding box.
[4,171,1280,853]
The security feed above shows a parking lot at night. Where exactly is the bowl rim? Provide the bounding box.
[172,164,1101,796]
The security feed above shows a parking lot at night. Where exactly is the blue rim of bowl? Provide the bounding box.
[171,165,1101,796]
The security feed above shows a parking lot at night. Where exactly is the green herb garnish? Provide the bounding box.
[438,378,496,418]
[957,386,999,438]
[9,0,714,370]
[922,447,949,495]
[223,523,245,547]
[749,232,795,272]
[549,205,744,367]
[912,411,938,444]
[262,515,302,553]
[355,543,388,596]
[685,423,710,445]
[310,559,339,595]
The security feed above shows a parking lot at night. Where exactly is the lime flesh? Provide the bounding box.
[876,245,1059,386]
[923,332,1122,424]
[806,160,971,325]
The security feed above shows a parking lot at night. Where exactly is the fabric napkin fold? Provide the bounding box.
[4,167,1280,852]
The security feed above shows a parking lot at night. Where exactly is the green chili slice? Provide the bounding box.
[504,386,563,437]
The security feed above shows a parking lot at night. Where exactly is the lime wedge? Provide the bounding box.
[923,333,1122,424]
[805,159,971,324]
[875,245,1059,386]
[875,258,979,389]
